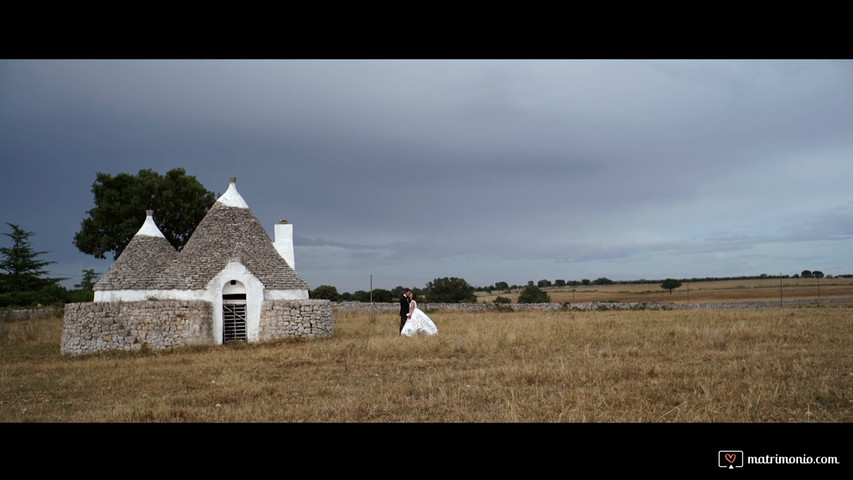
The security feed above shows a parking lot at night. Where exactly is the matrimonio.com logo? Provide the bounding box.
[719,450,744,469]
[718,450,841,469]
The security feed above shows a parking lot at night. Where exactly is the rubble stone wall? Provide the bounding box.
[61,300,213,355]
[61,298,333,356]
[259,299,334,341]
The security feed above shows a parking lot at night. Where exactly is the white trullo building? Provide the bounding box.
[61,177,333,355]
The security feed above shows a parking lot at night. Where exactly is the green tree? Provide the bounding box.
[517,284,550,303]
[351,290,370,302]
[310,285,340,301]
[391,286,409,298]
[554,279,566,287]
[73,168,217,260]
[801,270,813,278]
[425,277,477,303]
[75,269,101,290]
[661,278,682,295]
[370,288,393,303]
[0,223,62,293]
[593,277,613,285]
[813,271,824,279]
[35,284,69,306]
[537,279,552,288]
[494,281,509,290]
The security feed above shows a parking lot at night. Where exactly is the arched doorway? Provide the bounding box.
[222,280,247,343]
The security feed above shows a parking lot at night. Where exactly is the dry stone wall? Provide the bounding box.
[259,299,334,340]
[331,302,559,313]
[61,300,213,355]
[6,308,61,320]
[332,297,853,313]
[61,298,333,356]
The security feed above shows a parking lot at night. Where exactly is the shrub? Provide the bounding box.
[310,285,341,301]
[517,285,550,304]
[369,288,393,303]
[67,290,94,303]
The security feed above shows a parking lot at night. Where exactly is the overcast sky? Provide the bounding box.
[1,59,851,293]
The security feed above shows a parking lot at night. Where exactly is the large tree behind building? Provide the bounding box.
[73,168,217,260]
[0,223,62,293]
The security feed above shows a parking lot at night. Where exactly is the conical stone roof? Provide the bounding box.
[158,199,309,290]
[94,211,178,291]
[95,179,309,292]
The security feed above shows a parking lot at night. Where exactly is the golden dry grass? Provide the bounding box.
[1,300,851,423]
[478,277,853,304]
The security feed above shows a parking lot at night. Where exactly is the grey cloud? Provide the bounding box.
[2,59,852,292]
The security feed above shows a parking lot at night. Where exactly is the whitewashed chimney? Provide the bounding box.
[274,220,295,270]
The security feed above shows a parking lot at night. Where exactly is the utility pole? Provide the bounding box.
[816,274,821,302]
[780,273,783,307]
[370,274,373,303]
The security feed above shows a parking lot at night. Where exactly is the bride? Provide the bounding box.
[401,292,438,337]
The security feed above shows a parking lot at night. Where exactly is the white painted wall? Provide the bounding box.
[94,289,207,302]
[95,285,308,303]
[265,289,309,300]
[207,261,264,344]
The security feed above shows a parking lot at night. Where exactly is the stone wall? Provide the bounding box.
[61,298,334,356]
[331,302,565,312]
[259,299,333,341]
[5,307,62,320]
[332,297,853,313]
[61,300,213,355]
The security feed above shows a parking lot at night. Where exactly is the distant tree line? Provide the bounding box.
[476,272,846,291]
[316,269,849,305]
[311,276,479,304]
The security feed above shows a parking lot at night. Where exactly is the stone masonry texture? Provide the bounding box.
[61,299,332,356]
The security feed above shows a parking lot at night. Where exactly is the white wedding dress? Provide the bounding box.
[401,300,438,337]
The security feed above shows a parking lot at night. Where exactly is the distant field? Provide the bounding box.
[476,277,853,305]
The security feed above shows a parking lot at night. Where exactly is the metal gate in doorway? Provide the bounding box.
[223,294,247,343]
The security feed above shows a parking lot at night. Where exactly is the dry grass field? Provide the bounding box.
[1,278,851,424]
[477,276,853,305]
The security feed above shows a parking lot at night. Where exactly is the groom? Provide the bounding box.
[399,288,412,333]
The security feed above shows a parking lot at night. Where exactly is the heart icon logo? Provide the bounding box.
[725,453,736,464]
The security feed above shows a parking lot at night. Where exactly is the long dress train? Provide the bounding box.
[401,301,438,337]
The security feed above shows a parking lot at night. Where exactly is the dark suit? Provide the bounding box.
[399,294,410,333]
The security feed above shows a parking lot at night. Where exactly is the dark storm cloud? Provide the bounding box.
[1,59,851,292]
